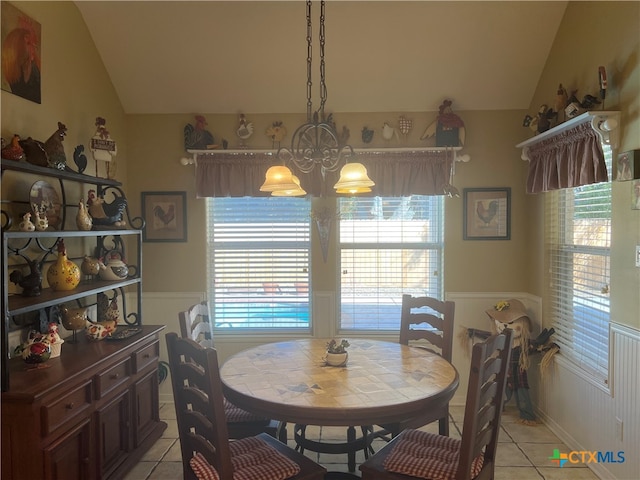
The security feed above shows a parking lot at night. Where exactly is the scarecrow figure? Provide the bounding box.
[459,298,559,425]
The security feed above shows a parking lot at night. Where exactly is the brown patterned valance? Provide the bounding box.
[195,149,453,198]
[525,122,608,194]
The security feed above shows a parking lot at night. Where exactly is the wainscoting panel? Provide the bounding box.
[530,322,639,479]
[139,292,206,401]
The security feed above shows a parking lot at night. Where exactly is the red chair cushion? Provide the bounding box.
[382,429,484,480]
[223,398,269,423]
[190,436,301,480]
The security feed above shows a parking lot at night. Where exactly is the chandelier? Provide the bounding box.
[260,0,374,196]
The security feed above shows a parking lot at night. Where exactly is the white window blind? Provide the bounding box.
[339,196,444,331]
[545,146,612,383]
[206,197,311,329]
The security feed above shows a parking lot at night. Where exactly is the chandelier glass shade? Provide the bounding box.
[260,0,374,196]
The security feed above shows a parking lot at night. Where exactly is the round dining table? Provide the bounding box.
[220,337,459,428]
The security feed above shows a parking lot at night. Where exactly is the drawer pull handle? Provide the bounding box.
[65,403,75,410]
[110,373,120,379]
[143,354,150,358]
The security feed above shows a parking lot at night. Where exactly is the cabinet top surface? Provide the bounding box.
[2,325,165,400]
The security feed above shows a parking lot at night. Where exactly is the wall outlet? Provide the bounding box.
[616,417,624,442]
[636,245,640,267]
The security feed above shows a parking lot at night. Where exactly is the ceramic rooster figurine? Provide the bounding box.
[76,199,93,231]
[43,121,68,170]
[1,134,25,161]
[87,189,126,227]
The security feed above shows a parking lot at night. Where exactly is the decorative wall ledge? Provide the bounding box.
[516,111,620,161]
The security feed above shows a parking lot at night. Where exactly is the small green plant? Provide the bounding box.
[326,339,350,354]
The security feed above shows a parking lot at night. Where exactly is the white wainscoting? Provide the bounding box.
[139,291,206,402]
[530,322,639,480]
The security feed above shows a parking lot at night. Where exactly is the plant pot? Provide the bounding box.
[325,351,348,367]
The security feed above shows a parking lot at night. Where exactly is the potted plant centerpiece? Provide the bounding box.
[325,339,350,366]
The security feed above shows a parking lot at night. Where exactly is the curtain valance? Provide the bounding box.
[525,121,608,194]
[195,150,453,198]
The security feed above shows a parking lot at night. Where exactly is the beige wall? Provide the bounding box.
[527,1,640,330]
[126,108,533,297]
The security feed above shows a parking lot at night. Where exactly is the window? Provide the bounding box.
[206,197,311,330]
[545,146,612,384]
[339,196,444,331]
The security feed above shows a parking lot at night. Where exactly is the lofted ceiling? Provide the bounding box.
[76,1,568,115]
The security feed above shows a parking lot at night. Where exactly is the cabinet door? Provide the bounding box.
[133,369,160,447]
[44,418,93,480]
[96,390,130,478]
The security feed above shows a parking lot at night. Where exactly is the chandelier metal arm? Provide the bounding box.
[263,0,375,196]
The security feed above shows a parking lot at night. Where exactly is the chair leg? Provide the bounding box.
[438,412,450,437]
[347,426,356,473]
[278,421,288,443]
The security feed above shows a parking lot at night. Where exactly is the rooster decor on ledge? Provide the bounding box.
[184,115,216,150]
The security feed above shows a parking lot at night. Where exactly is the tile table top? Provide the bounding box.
[220,338,459,426]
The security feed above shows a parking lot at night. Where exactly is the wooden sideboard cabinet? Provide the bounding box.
[1,325,167,480]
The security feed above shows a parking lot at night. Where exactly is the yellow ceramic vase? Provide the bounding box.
[47,240,80,291]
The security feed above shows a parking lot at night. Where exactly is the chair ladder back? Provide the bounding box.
[179,302,213,347]
[456,329,513,480]
[399,294,455,362]
[166,332,234,480]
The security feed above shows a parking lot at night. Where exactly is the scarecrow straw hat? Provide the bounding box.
[485,298,529,324]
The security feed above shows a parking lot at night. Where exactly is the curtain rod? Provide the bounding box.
[181,146,470,165]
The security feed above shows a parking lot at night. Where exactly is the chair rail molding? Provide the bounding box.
[516,111,621,161]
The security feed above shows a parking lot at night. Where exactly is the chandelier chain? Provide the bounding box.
[306,0,313,121]
[319,0,327,116]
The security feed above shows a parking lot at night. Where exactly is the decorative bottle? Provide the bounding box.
[46,239,81,291]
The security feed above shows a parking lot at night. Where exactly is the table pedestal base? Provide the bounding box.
[294,424,374,473]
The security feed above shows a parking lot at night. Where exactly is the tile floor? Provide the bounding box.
[124,403,601,480]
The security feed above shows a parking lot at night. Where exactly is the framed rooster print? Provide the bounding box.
[141,191,187,242]
[463,187,510,240]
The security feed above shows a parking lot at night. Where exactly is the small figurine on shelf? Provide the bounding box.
[45,322,64,358]
[90,117,117,178]
[18,212,35,232]
[76,198,93,231]
[46,239,81,291]
[43,121,68,170]
[16,330,52,365]
[81,256,101,278]
[1,134,25,161]
[87,189,127,228]
[60,304,89,343]
[32,203,49,231]
[73,145,88,174]
[9,258,43,297]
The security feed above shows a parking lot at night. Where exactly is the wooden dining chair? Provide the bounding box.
[375,294,455,440]
[166,332,327,480]
[359,329,513,480]
[178,303,283,441]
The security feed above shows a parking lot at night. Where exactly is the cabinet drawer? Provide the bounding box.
[96,357,131,399]
[42,381,92,437]
[133,340,159,373]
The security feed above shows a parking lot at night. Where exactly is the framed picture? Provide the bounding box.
[141,191,187,242]
[1,2,42,103]
[463,187,511,240]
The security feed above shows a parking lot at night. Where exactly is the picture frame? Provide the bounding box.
[463,187,511,240]
[141,191,187,242]
[1,2,42,104]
